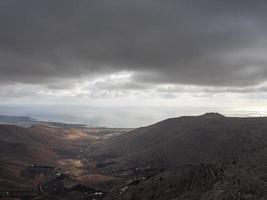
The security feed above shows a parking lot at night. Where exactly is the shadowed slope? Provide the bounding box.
[89,113,267,199]
[93,113,267,168]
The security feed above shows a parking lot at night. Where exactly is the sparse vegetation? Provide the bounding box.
[1,114,267,199]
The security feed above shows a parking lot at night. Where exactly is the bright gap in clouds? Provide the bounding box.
[1,71,267,127]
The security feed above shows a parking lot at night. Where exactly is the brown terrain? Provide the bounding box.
[0,121,131,200]
[0,113,267,199]
[89,113,267,200]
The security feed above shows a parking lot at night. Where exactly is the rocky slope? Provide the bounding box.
[90,113,267,199]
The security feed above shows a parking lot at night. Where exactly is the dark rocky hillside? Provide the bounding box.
[90,113,267,199]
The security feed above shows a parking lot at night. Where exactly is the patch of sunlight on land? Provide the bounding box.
[57,159,83,172]
[64,129,100,140]
[64,129,88,140]
[58,159,83,167]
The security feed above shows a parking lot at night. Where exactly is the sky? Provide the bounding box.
[1,0,267,127]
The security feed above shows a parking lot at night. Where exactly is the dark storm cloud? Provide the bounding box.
[1,0,267,87]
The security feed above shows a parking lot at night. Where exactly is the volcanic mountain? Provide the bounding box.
[90,113,267,199]
[93,113,266,167]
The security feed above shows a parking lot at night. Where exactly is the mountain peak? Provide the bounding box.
[201,112,225,118]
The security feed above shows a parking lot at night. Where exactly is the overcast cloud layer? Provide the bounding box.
[1,1,267,126]
[1,0,267,87]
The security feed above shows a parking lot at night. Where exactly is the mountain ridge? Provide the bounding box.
[89,113,267,199]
